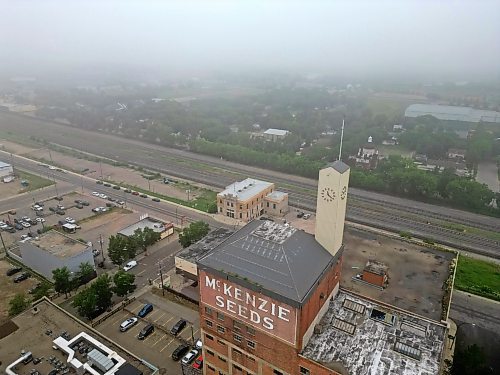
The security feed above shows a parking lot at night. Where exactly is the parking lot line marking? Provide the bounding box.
[192,329,199,338]
[154,313,166,323]
[160,338,175,353]
[130,304,143,314]
[152,334,166,347]
[137,269,147,276]
[163,317,174,326]
[148,310,162,320]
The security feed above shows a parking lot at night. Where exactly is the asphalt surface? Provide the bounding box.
[1,112,499,256]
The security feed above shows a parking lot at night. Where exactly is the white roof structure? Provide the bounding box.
[264,128,290,136]
[0,161,12,168]
[218,178,273,201]
[405,104,500,123]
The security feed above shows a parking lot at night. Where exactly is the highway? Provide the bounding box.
[0,112,499,258]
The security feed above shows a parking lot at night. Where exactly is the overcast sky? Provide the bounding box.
[1,0,499,80]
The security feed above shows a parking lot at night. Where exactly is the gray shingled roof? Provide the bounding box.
[329,160,350,173]
[198,220,342,307]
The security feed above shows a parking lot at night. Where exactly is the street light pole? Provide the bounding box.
[158,262,165,296]
[99,234,105,263]
[0,231,8,258]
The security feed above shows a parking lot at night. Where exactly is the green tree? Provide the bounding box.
[108,235,137,265]
[52,267,73,298]
[76,262,96,285]
[31,281,53,300]
[446,179,495,210]
[131,227,161,253]
[8,293,30,316]
[113,270,136,298]
[91,274,113,312]
[179,221,210,248]
[72,287,97,319]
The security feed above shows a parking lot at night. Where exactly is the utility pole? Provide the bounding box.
[148,179,151,191]
[99,160,104,182]
[99,234,105,263]
[158,262,165,296]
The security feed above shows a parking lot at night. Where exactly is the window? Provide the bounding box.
[273,203,276,209]
[247,340,256,349]
[205,306,213,315]
[205,319,213,328]
[207,349,215,356]
[233,348,242,355]
[233,364,243,372]
[247,355,255,362]
[240,205,242,209]
[205,334,214,341]
[233,334,242,343]
[227,202,230,206]
[217,312,225,321]
[273,370,283,375]
[218,355,227,363]
[217,339,226,346]
[246,326,255,336]
[267,202,269,207]
[231,202,234,207]
[217,325,226,334]
[300,367,310,375]
[207,365,216,372]
[233,320,242,331]
[219,199,222,204]
[240,213,242,219]
[219,207,222,213]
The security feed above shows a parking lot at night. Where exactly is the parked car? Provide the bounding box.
[112,185,120,190]
[192,355,203,369]
[103,183,112,187]
[6,267,22,276]
[303,213,311,219]
[14,272,30,283]
[181,349,199,365]
[99,194,108,199]
[138,303,153,318]
[131,191,139,196]
[14,223,24,230]
[54,196,63,201]
[35,217,46,223]
[117,200,125,206]
[124,189,132,193]
[49,206,57,212]
[170,319,187,336]
[35,201,44,206]
[119,317,138,332]
[171,344,190,361]
[80,200,90,206]
[296,211,304,218]
[56,209,65,215]
[96,180,103,185]
[152,198,160,202]
[92,191,100,196]
[21,222,31,228]
[195,338,203,350]
[76,203,84,209]
[123,260,137,271]
[92,249,100,257]
[140,194,148,198]
[65,217,76,224]
[5,226,16,233]
[138,323,154,340]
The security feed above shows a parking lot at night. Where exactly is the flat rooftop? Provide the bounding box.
[266,191,288,200]
[177,227,233,263]
[218,178,273,201]
[30,230,88,258]
[0,299,152,375]
[302,290,446,375]
[341,228,455,321]
[264,128,289,136]
[0,161,11,168]
[118,217,170,237]
[198,220,341,307]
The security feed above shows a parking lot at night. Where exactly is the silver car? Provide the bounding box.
[120,317,138,332]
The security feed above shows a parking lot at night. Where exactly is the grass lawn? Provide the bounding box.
[378,145,413,158]
[454,255,500,301]
[17,170,54,192]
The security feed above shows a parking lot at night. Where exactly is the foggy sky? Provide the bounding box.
[1,0,499,80]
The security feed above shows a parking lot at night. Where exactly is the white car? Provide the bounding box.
[92,191,100,196]
[181,349,199,365]
[123,260,137,271]
[65,217,76,224]
[21,222,31,228]
[195,338,203,350]
[99,194,108,199]
[119,317,138,332]
[35,217,46,223]
[32,205,43,211]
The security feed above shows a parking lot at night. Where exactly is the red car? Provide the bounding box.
[131,191,139,196]
[192,355,203,369]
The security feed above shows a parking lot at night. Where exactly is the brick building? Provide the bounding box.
[197,160,447,374]
[217,179,288,222]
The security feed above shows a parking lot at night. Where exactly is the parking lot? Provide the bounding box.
[94,291,200,371]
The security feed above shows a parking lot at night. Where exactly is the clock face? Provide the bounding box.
[321,187,336,202]
[341,186,347,200]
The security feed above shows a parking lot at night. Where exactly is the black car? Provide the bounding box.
[5,226,16,233]
[296,211,305,218]
[96,180,103,184]
[124,189,132,193]
[170,319,187,336]
[80,200,90,206]
[6,267,22,276]
[171,343,190,361]
[35,201,44,206]
[76,203,84,209]
[14,272,30,283]
[14,223,23,230]
[54,196,63,201]
[49,206,57,212]
[14,218,21,224]
[138,324,154,340]
[103,183,112,187]
[140,194,148,198]
[56,209,65,215]
[112,185,120,190]
[152,198,160,202]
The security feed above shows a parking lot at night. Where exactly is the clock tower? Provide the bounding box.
[315,160,350,257]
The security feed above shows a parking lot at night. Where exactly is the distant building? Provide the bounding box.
[217,178,289,221]
[361,260,389,288]
[18,230,94,281]
[393,124,404,131]
[405,104,500,123]
[118,216,174,239]
[352,136,379,170]
[263,128,290,142]
[447,148,467,161]
[0,161,13,179]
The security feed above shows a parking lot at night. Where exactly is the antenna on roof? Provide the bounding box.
[338,117,345,161]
